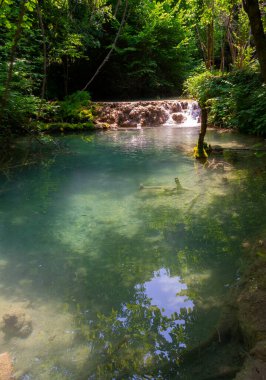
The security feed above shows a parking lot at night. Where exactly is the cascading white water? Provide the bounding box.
[163,101,201,128]
[95,99,201,129]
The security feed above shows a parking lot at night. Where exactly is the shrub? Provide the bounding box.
[37,121,96,133]
[59,91,93,122]
[0,60,40,130]
[184,66,266,135]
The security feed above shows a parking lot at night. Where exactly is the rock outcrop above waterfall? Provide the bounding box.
[94,100,200,129]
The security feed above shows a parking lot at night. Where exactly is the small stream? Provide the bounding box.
[0,126,266,379]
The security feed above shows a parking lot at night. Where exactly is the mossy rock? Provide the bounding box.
[36,122,97,134]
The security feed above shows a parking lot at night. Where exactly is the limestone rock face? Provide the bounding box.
[171,102,182,112]
[94,100,200,129]
[1,307,32,338]
[181,101,188,109]
[0,352,14,380]
[120,120,138,128]
[172,113,187,123]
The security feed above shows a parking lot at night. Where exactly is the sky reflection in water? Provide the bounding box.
[1,128,263,378]
[137,268,194,344]
[143,268,194,317]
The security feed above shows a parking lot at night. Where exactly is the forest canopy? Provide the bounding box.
[0,0,266,133]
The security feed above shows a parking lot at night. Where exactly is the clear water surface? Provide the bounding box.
[0,126,266,379]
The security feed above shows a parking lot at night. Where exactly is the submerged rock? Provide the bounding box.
[242,241,251,249]
[1,307,32,338]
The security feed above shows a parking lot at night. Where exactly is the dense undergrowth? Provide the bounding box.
[185,65,266,135]
[0,83,96,135]
[2,66,266,137]
[1,0,266,137]
[36,91,96,133]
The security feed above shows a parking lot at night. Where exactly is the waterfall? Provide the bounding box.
[163,101,201,127]
[95,100,201,129]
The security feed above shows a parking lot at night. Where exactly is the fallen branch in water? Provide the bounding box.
[139,177,190,192]
[204,159,233,171]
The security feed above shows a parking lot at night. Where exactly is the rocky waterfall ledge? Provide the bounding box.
[94,99,201,129]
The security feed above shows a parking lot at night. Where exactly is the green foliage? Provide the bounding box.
[0,60,40,128]
[59,91,93,122]
[0,0,265,135]
[2,91,39,127]
[29,91,96,133]
[185,66,266,135]
[42,0,112,66]
[184,70,216,106]
[209,68,266,134]
[37,121,96,133]
[232,5,255,69]
[97,0,200,98]
[77,300,187,378]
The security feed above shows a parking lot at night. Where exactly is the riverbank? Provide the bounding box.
[181,235,266,380]
[234,239,266,379]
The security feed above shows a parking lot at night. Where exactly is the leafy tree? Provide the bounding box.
[0,0,39,130]
[94,0,198,98]
[0,0,265,136]
[242,0,266,81]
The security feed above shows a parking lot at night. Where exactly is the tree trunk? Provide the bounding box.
[242,0,266,82]
[37,0,47,118]
[114,0,121,17]
[220,12,233,72]
[227,27,237,65]
[220,42,225,72]
[195,25,208,66]
[206,0,215,70]
[207,21,214,69]
[63,57,69,96]
[197,106,208,158]
[0,0,27,118]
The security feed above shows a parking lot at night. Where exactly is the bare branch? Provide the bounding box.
[82,0,128,91]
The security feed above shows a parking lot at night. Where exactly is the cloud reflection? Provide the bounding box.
[142,268,194,318]
[137,268,194,344]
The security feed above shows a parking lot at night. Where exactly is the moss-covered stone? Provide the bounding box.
[35,122,97,134]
